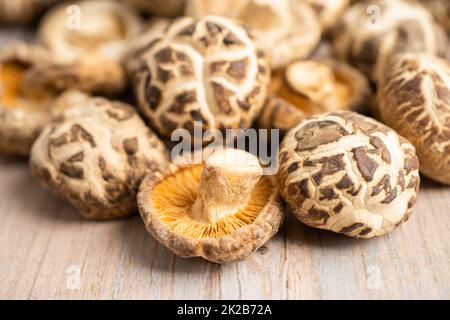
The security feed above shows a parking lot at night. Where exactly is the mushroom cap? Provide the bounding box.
[332,0,447,82]
[122,18,172,76]
[137,163,284,263]
[185,0,321,70]
[377,52,450,185]
[131,15,270,139]
[278,111,420,238]
[24,52,127,96]
[275,59,370,115]
[257,95,306,136]
[0,43,59,156]
[124,0,186,17]
[29,92,169,219]
[304,0,349,31]
[38,0,143,63]
[420,0,450,34]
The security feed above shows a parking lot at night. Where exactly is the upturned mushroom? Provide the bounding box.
[130,15,270,141]
[34,0,143,95]
[377,52,450,185]
[332,0,447,82]
[38,0,142,63]
[185,0,321,69]
[0,43,59,156]
[257,95,306,137]
[272,60,369,115]
[138,148,284,263]
[30,92,169,219]
[278,112,420,238]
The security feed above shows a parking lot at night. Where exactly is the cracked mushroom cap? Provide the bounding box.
[123,0,186,17]
[278,112,420,238]
[257,95,306,136]
[30,93,169,219]
[0,0,58,25]
[332,0,447,82]
[123,18,172,77]
[274,60,369,115]
[138,148,284,263]
[185,0,321,70]
[0,43,61,156]
[38,0,142,63]
[131,16,270,140]
[377,52,450,185]
[304,0,349,31]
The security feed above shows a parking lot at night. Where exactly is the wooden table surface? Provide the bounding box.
[0,29,449,300]
[0,158,449,300]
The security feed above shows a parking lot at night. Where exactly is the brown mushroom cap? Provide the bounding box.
[275,60,369,115]
[29,92,169,219]
[377,52,450,185]
[38,0,143,63]
[0,43,60,156]
[131,15,270,140]
[122,18,172,76]
[185,0,321,70]
[332,0,447,82]
[278,111,420,238]
[138,149,284,263]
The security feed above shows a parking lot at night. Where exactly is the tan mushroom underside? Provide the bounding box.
[0,62,52,110]
[151,164,273,238]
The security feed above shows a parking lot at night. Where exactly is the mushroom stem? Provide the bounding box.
[191,148,263,223]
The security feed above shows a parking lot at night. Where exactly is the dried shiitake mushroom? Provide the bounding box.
[24,52,126,97]
[278,111,420,238]
[124,0,186,17]
[304,0,349,31]
[0,0,58,25]
[35,0,142,96]
[420,0,450,35]
[30,92,169,219]
[377,52,450,185]
[138,148,284,263]
[185,0,321,69]
[123,18,171,76]
[131,16,270,140]
[257,95,306,136]
[0,43,60,156]
[38,0,142,63]
[332,0,447,82]
[274,60,369,115]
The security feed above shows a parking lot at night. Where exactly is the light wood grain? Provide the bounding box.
[0,159,448,300]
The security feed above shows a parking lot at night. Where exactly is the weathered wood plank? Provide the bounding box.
[0,160,449,299]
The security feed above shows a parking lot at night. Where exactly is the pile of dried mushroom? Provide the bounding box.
[0,0,448,263]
